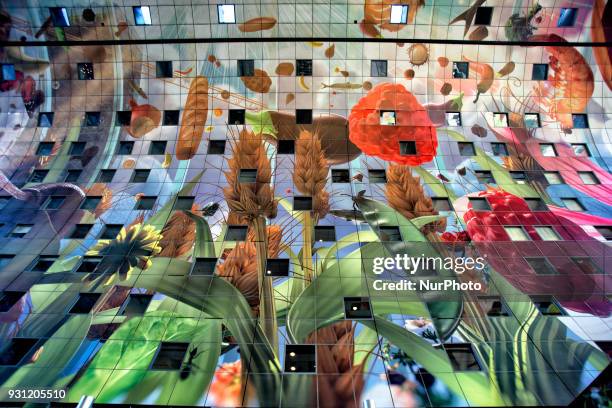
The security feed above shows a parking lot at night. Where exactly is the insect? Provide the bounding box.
[201,202,220,217]
[179,347,204,380]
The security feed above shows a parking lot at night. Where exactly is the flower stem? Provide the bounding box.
[253,216,278,354]
[302,212,314,283]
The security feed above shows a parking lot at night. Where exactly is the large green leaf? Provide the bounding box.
[184,211,215,258]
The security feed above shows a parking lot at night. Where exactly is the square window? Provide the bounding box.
[399,141,417,155]
[531,64,549,81]
[469,197,491,211]
[524,113,541,128]
[432,198,452,211]
[296,59,313,76]
[163,110,180,126]
[557,7,578,27]
[444,344,482,371]
[478,296,509,317]
[371,60,387,77]
[96,169,115,183]
[117,141,134,155]
[1,64,15,81]
[492,113,508,128]
[116,111,131,126]
[446,112,462,127]
[29,170,48,183]
[571,257,602,274]
[149,141,167,155]
[0,338,38,366]
[64,170,81,183]
[135,196,156,210]
[595,226,612,240]
[208,140,226,154]
[43,195,65,210]
[77,63,94,80]
[30,255,58,272]
[525,198,547,211]
[121,294,153,316]
[237,60,255,77]
[229,109,246,125]
[293,196,313,211]
[238,169,257,183]
[49,7,70,27]
[390,5,409,24]
[314,226,336,242]
[296,109,312,124]
[100,224,123,239]
[534,226,560,241]
[526,257,558,275]
[69,293,101,314]
[539,144,557,157]
[458,142,475,156]
[151,342,189,370]
[572,114,589,129]
[332,169,350,183]
[38,112,54,127]
[571,143,590,156]
[474,6,493,25]
[510,171,527,184]
[225,226,248,241]
[69,142,86,156]
[175,196,195,211]
[578,171,599,185]
[9,224,32,238]
[491,142,508,156]
[277,140,295,154]
[531,297,565,315]
[284,344,316,373]
[218,4,236,24]
[76,256,101,273]
[70,224,92,239]
[475,170,494,184]
[133,6,152,25]
[131,169,150,183]
[80,196,101,210]
[344,297,372,319]
[562,198,584,211]
[379,226,402,241]
[191,257,218,275]
[0,254,14,270]
[156,61,173,78]
[504,226,530,241]
[37,142,55,156]
[380,111,396,125]
[265,259,290,277]
[544,171,563,184]
[85,112,101,127]
[368,169,387,183]
[0,291,25,313]
[452,62,469,79]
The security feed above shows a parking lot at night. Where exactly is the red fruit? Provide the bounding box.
[348,83,438,165]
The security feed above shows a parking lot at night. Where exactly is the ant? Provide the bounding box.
[179,346,204,380]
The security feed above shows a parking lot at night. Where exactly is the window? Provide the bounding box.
[69,293,101,314]
[49,7,70,27]
[510,171,527,184]
[571,257,602,274]
[379,226,402,241]
[76,256,101,273]
[228,109,246,125]
[70,224,92,239]
[64,169,81,183]
[131,169,150,183]
[175,196,195,211]
[238,169,257,183]
[80,196,101,210]
[332,169,350,183]
[594,226,612,240]
[562,198,584,211]
[151,342,189,370]
[38,112,54,127]
[432,198,452,211]
[369,169,387,183]
[492,113,508,128]
[277,140,295,154]
[571,143,590,156]
[116,111,131,126]
[293,196,313,211]
[0,196,9,211]
[578,171,599,185]
[478,296,509,317]
[446,112,462,127]
[296,109,312,124]
[531,297,565,316]
[149,141,167,155]
[43,195,65,210]
[265,259,290,277]
[458,142,475,156]
[133,6,152,25]
[544,171,563,184]
[0,255,14,270]
[0,291,25,313]
[117,141,134,155]
[96,169,115,183]
[524,113,541,128]
[85,112,100,127]
[237,60,255,77]
[557,7,578,27]
[344,297,372,319]
[469,197,491,211]
[399,141,417,156]
[572,114,589,129]
[296,59,313,76]
[534,226,561,241]
[531,64,549,81]
[135,196,156,210]
[284,344,316,373]
[474,6,493,25]
[225,226,248,241]
[30,255,58,272]
[100,224,123,239]
[69,142,86,156]
[504,226,530,241]
[491,142,508,156]
[390,5,409,24]
[380,111,396,125]
[29,170,48,183]
[77,63,94,80]
[163,110,180,126]
[539,143,557,157]
[37,142,55,156]
[444,344,482,371]
[452,62,469,78]
[121,294,153,316]
[371,60,388,77]
[191,257,218,275]
[525,198,547,211]
[156,61,173,78]
[526,257,558,275]
[208,140,226,154]
[0,338,38,366]
[9,224,32,238]
[475,170,494,184]
[217,4,236,24]
[0,64,15,81]
[314,226,336,242]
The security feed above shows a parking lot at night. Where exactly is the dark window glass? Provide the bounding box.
[525,198,547,211]
[30,255,58,272]
[0,291,25,313]
[557,7,578,27]
[9,224,32,238]
[458,142,475,156]
[452,62,469,78]
[293,196,313,211]
[69,142,86,156]
[135,196,156,210]
[399,141,417,155]
[117,141,134,155]
[284,344,316,373]
[571,143,590,156]
[344,297,372,319]
[225,226,248,241]
[208,140,226,154]
[175,196,194,210]
[532,296,565,316]
[296,59,313,76]
[277,140,295,154]
[531,64,549,80]
[491,143,508,156]
[96,169,115,183]
[121,294,153,315]
[76,256,101,273]
[133,6,151,25]
[265,259,290,277]
[70,224,92,239]
[228,109,245,125]
[191,257,218,275]
[85,111,101,126]
[44,195,65,210]
[149,141,167,155]
[510,171,527,184]
[37,142,55,156]
[296,109,312,124]
[314,226,336,242]
[64,169,82,183]
[131,169,150,183]
[475,170,494,184]
[237,60,255,77]
[49,7,70,27]
[368,169,387,183]
[479,296,509,317]
[238,169,257,183]
[156,61,173,78]
[80,196,101,210]
[151,342,189,370]
[69,293,101,314]
[526,257,558,275]
[572,114,589,129]
[163,110,180,126]
[29,170,49,183]
[0,338,38,365]
[524,113,541,128]
[444,344,482,371]
[116,111,131,126]
[332,169,350,183]
[380,226,402,241]
[474,6,493,25]
[77,63,94,80]
[100,224,123,239]
[371,60,388,77]
[469,197,491,211]
[0,254,14,270]
[432,198,452,211]
[38,112,54,127]
[595,226,612,240]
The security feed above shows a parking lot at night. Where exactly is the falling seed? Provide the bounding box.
[325,44,335,58]
[457,167,467,176]
[214,108,222,117]
[362,81,373,90]
[334,67,340,72]
[208,55,217,63]
[285,188,292,194]
[352,173,364,182]
[340,70,349,77]
[221,90,230,99]
[438,57,449,67]
[122,159,136,169]
[440,82,452,95]
[471,124,487,138]
[205,126,214,132]
[286,93,295,104]
[404,69,415,79]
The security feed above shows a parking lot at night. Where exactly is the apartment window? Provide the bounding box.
[504,226,530,241]
[30,255,58,272]
[475,170,494,184]
[117,141,134,155]
[80,196,101,210]
[452,62,469,79]
[474,6,493,25]
[37,142,55,156]
[191,257,218,275]
[0,291,25,313]
[9,224,32,238]
[557,7,578,27]
[458,142,475,156]
[561,198,585,211]
[133,6,152,25]
[572,257,602,274]
[399,141,417,156]
[444,344,482,371]
[531,64,549,81]
[151,342,189,370]
[469,197,491,211]
[293,196,313,211]
[390,5,409,23]
[344,297,373,319]
[0,338,38,366]
[135,196,156,210]
[217,4,236,23]
[332,169,350,183]
[296,109,312,124]
[277,140,295,154]
[371,60,388,77]
[532,297,565,316]
[314,226,336,242]
[77,63,94,80]
[175,196,195,210]
[100,224,123,239]
[156,61,173,78]
[237,60,255,77]
[238,169,257,183]
[510,171,527,184]
[121,294,153,316]
[69,142,86,156]
[379,226,402,241]
[492,113,508,128]
[478,296,509,317]
[491,142,508,156]
[116,111,131,126]
[578,171,599,185]
[208,140,226,154]
[0,64,15,81]
[49,7,70,27]
[85,112,101,127]
[543,171,563,184]
[525,198,547,211]
[163,110,180,126]
[43,195,65,210]
[225,109,246,125]
[539,143,557,157]
[96,169,115,183]
[524,113,541,128]
[29,170,48,183]
[594,226,612,240]
[149,141,167,155]
[284,344,316,373]
[526,257,558,275]
[64,169,81,183]
[76,256,101,273]
[0,254,14,270]
[380,111,396,125]
[265,259,290,277]
[572,114,589,129]
[225,226,248,241]
[571,143,590,156]
[69,293,101,314]
[38,112,54,127]
[446,112,462,127]
[296,59,313,76]
[432,198,452,211]
[70,224,92,239]
[534,226,561,241]
[369,169,387,183]
[131,169,150,183]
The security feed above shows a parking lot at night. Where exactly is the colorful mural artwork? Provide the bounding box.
[0,0,610,406]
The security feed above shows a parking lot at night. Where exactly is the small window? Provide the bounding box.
[314,226,336,242]
[544,171,563,184]
[534,226,561,241]
[43,195,65,210]
[149,141,167,155]
[277,140,295,154]
[594,226,612,240]
[29,170,48,183]
[69,293,101,314]
[116,111,131,126]
[131,169,150,183]
[571,143,590,156]
[390,5,409,24]
[452,62,469,79]
[504,226,530,241]
[296,109,312,124]
[265,259,290,277]
[539,143,557,157]
[156,61,173,78]
[380,110,396,126]
[0,64,15,81]
[96,169,116,183]
[225,226,248,241]
[332,169,350,183]
[208,140,226,154]
[526,257,558,275]
[0,291,25,313]
[444,344,482,371]
[0,338,38,366]
[69,142,86,156]
[151,342,189,370]
[379,226,402,241]
[30,255,58,272]
[478,296,509,317]
[100,224,123,239]
[571,257,602,274]
[446,112,462,127]
[36,142,55,156]
[557,7,578,27]
[80,196,102,210]
[369,169,387,183]
[344,297,372,319]
[64,169,82,183]
[284,344,316,373]
[121,294,153,316]
[49,7,70,27]
[237,60,255,77]
[399,141,417,155]
[524,113,541,128]
[432,198,452,211]
[474,6,493,25]
[38,112,54,127]
[135,196,156,210]
[578,171,599,185]
[531,297,565,316]
[228,109,246,125]
[475,170,494,184]
[491,142,508,156]
[296,59,313,76]
[492,113,508,128]
[175,196,195,211]
[293,196,313,211]
[238,169,257,183]
[133,6,152,25]
[163,110,180,126]
[76,256,101,273]
[525,198,547,211]
[85,112,101,127]
[469,197,491,211]
[561,198,584,211]
[510,171,527,184]
[9,224,32,238]
[191,257,218,275]
[0,254,14,270]
[531,64,549,81]
[77,63,94,80]
[371,60,387,77]
[117,141,134,155]
[70,224,93,239]
[572,114,589,129]
[458,142,475,156]
[217,4,236,24]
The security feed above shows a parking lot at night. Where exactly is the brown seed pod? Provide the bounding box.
[325,44,335,58]
[362,81,373,90]
[275,62,294,76]
[404,69,415,79]
[440,82,452,95]
[285,93,295,104]
[238,17,277,32]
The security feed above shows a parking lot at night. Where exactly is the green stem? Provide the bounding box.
[253,216,278,354]
[302,212,314,283]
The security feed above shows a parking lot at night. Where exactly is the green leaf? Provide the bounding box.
[245,110,277,137]
[412,166,456,201]
[184,211,215,258]
[411,215,446,230]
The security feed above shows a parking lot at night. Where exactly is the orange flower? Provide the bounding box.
[208,361,242,406]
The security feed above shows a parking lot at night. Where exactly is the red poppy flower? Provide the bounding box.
[348,83,437,165]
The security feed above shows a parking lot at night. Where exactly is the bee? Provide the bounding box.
[179,346,203,380]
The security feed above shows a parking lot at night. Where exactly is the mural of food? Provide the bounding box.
[177,75,209,159]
